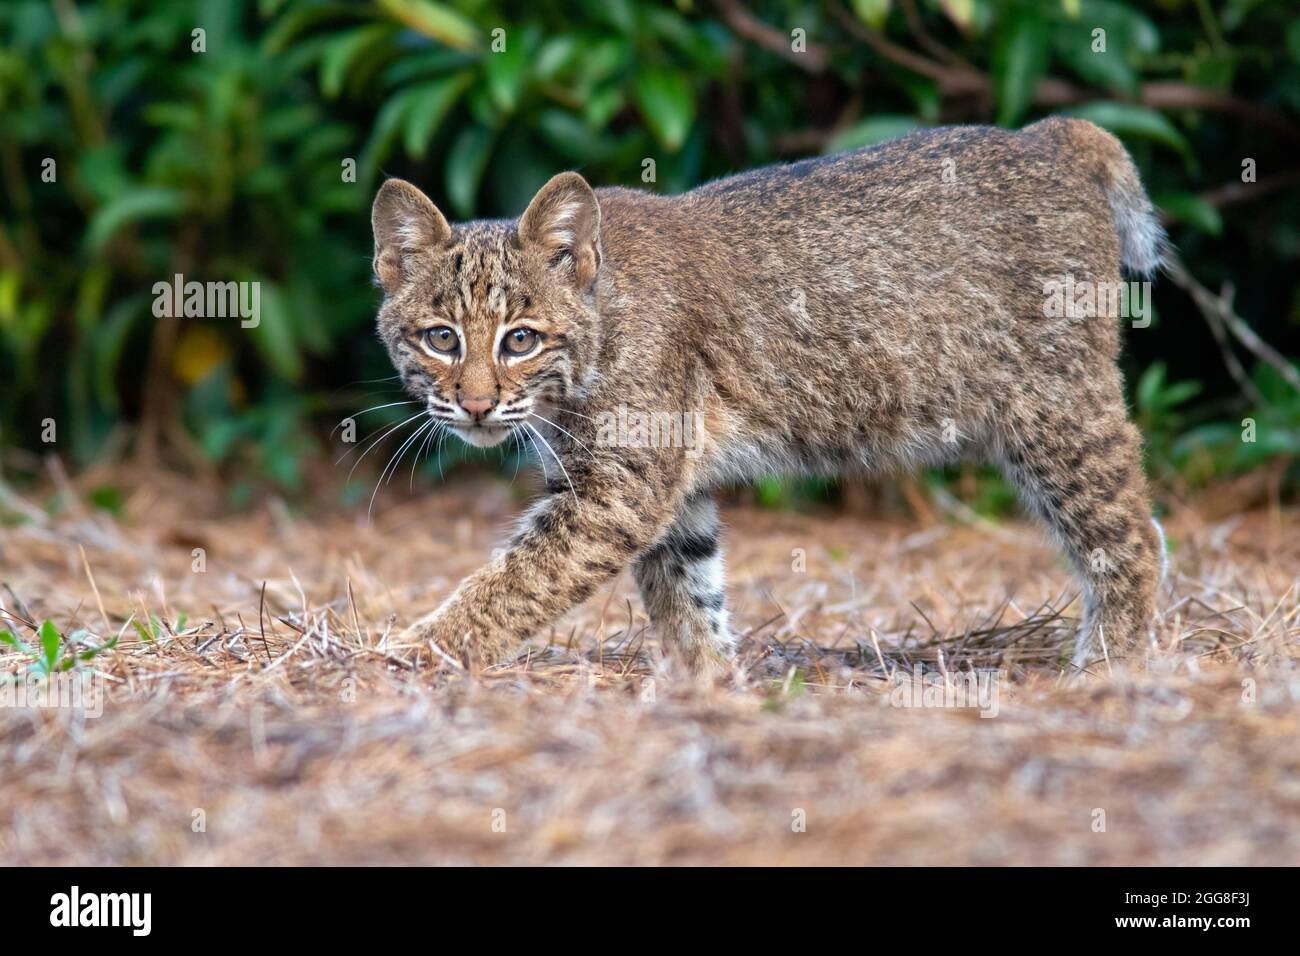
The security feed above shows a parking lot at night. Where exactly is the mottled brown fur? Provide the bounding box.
[371,118,1165,675]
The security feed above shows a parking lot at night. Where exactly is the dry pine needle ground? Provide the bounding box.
[1,470,1297,865]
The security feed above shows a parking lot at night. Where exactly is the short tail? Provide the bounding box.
[1101,143,1167,277]
[1027,117,1168,277]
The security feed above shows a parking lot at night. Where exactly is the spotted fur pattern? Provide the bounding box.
[371,118,1165,675]
[632,493,733,672]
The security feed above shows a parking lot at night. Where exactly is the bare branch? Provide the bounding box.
[828,4,1300,141]
[1200,170,1300,209]
[1163,250,1300,400]
[713,0,828,73]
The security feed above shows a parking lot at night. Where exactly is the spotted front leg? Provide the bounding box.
[402,451,681,668]
[633,493,735,675]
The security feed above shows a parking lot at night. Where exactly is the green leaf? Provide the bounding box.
[571,37,628,93]
[532,36,578,82]
[38,619,61,673]
[444,126,495,218]
[263,2,359,54]
[87,484,126,516]
[646,10,730,76]
[320,24,396,100]
[1136,361,1166,413]
[940,0,977,29]
[584,86,626,129]
[484,31,529,114]
[131,616,157,643]
[993,12,1049,127]
[76,143,131,205]
[1137,361,1200,414]
[375,0,479,50]
[79,636,119,662]
[1155,192,1223,237]
[897,73,942,123]
[246,280,304,381]
[92,294,148,411]
[85,187,187,253]
[755,476,792,509]
[403,73,472,158]
[359,86,421,185]
[1186,52,1235,93]
[633,67,695,152]
[0,629,31,656]
[381,48,477,86]
[537,111,617,162]
[1159,380,1202,409]
[826,115,921,153]
[1062,102,1191,161]
[851,0,892,29]
[1080,0,1159,55]
[1055,3,1158,96]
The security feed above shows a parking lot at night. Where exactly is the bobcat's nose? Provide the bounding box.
[458,395,496,419]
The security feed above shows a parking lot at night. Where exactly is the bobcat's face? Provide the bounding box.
[371,174,601,448]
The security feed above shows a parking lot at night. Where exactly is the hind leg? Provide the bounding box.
[632,492,734,675]
[996,385,1162,671]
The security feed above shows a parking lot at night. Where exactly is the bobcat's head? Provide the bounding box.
[370,173,602,448]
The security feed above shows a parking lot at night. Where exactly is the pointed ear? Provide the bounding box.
[371,179,451,293]
[518,172,601,290]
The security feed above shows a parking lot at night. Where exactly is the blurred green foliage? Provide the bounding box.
[0,0,1297,505]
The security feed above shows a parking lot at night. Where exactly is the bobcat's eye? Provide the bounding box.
[502,327,540,357]
[424,326,459,356]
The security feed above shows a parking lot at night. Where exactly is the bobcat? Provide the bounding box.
[370,118,1165,676]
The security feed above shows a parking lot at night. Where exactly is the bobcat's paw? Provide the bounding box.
[682,646,733,683]
[399,610,511,668]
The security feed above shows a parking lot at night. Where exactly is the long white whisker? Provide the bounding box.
[385,418,435,487]
[526,410,596,460]
[355,400,419,415]
[508,427,524,486]
[411,420,443,490]
[387,418,436,486]
[346,374,402,385]
[339,411,426,473]
[431,422,450,480]
[338,411,418,470]
[523,421,581,514]
[369,417,435,521]
[330,400,418,439]
[517,423,549,484]
[554,407,601,425]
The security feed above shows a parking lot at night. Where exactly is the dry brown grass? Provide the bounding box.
[1,469,1297,865]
